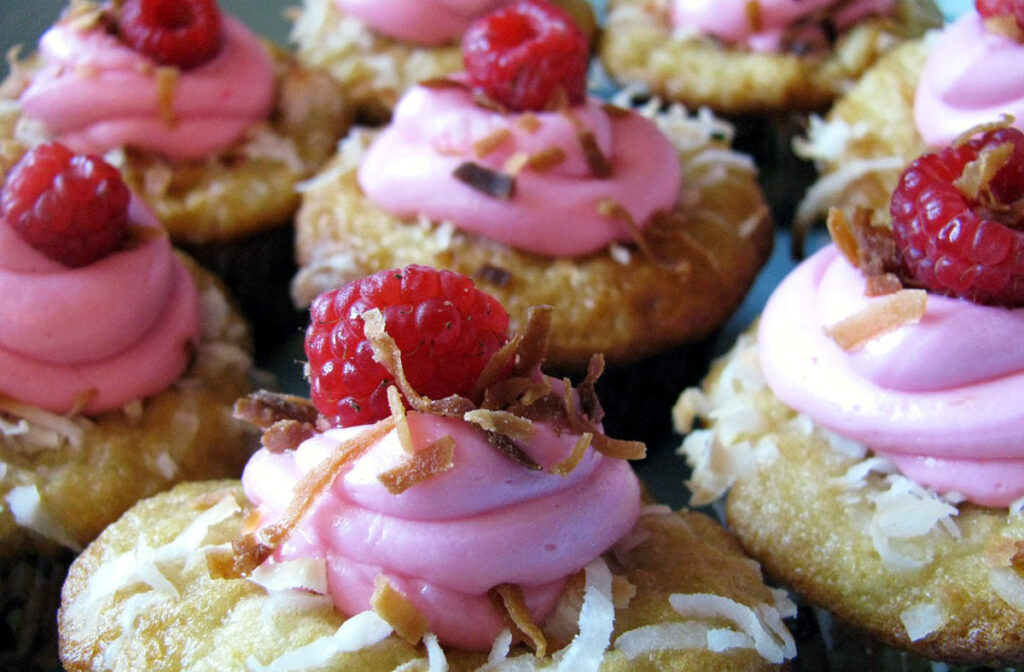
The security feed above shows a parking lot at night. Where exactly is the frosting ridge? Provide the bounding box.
[758,245,1024,506]
[0,197,201,415]
[357,83,681,257]
[335,0,512,45]
[669,0,893,52]
[914,10,1024,147]
[241,409,641,649]
[19,12,275,161]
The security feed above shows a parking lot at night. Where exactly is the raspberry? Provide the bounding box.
[1,142,130,267]
[462,0,589,112]
[890,127,1024,305]
[975,0,1024,30]
[305,265,511,427]
[118,0,223,70]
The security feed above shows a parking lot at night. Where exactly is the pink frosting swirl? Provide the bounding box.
[335,0,512,45]
[0,197,200,415]
[758,245,1024,506]
[914,10,1024,148]
[669,0,893,52]
[18,11,275,161]
[357,83,681,257]
[241,410,641,649]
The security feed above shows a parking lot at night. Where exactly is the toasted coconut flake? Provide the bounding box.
[234,391,320,429]
[361,308,476,418]
[900,602,946,641]
[745,0,764,31]
[577,355,605,424]
[826,208,860,269]
[601,103,630,119]
[611,575,637,610]
[465,409,535,441]
[550,433,592,476]
[576,128,612,178]
[503,152,530,176]
[490,584,548,657]
[453,161,516,200]
[377,435,456,494]
[205,547,238,580]
[245,610,393,672]
[561,378,644,461]
[474,128,512,159]
[824,289,927,351]
[476,263,512,288]
[232,418,395,576]
[419,77,470,92]
[485,430,543,470]
[371,574,429,645]
[525,146,567,173]
[155,66,179,126]
[473,333,523,400]
[866,273,903,296]
[953,114,1015,148]
[954,141,1014,206]
[517,113,542,132]
[481,376,536,411]
[262,420,317,454]
[597,199,688,274]
[554,558,615,672]
[515,305,553,375]
[387,385,415,454]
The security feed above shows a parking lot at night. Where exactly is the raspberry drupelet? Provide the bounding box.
[462,0,590,112]
[118,0,223,69]
[890,125,1024,305]
[305,265,512,427]
[1,141,130,267]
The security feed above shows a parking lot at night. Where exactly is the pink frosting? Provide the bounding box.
[758,245,1024,506]
[335,0,512,45]
[18,11,275,161]
[241,410,641,649]
[0,197,200,415]
[914,10,1024,148]
[669,0,893,51]
[357,83,682,257]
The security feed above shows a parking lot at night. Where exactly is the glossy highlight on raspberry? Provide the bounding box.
[1,142,130,268]
[305,265,511,427]
[118,0,223,69]
[462,0,590,112]
[890,126,1024,305]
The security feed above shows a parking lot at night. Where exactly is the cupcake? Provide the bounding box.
[675,125,1024,666]
[1,0,351,350]
[795,1,1024,231]
[290,0,596,123]
[59,264,797,671]
[0,140,256,666]
[599,0,941,116]
[291,0,773,371]
[0,140,256,554]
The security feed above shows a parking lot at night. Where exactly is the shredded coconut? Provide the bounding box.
[990,567,1024,614]
[6,484,81,550]
[795,156,906,228]
[250,557,329,595]
[900,602,946,641]
[246,610,394,672]
[866,475,961,572]
[0,398,89,452]
[552,558,615,672]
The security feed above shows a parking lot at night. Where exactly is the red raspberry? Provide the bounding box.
[305,265,511,427]
[975,0,1024,30]
[1,142,130,267]
[462,0,589,112]
[118,0,223,70]
[890,127,1024,305]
